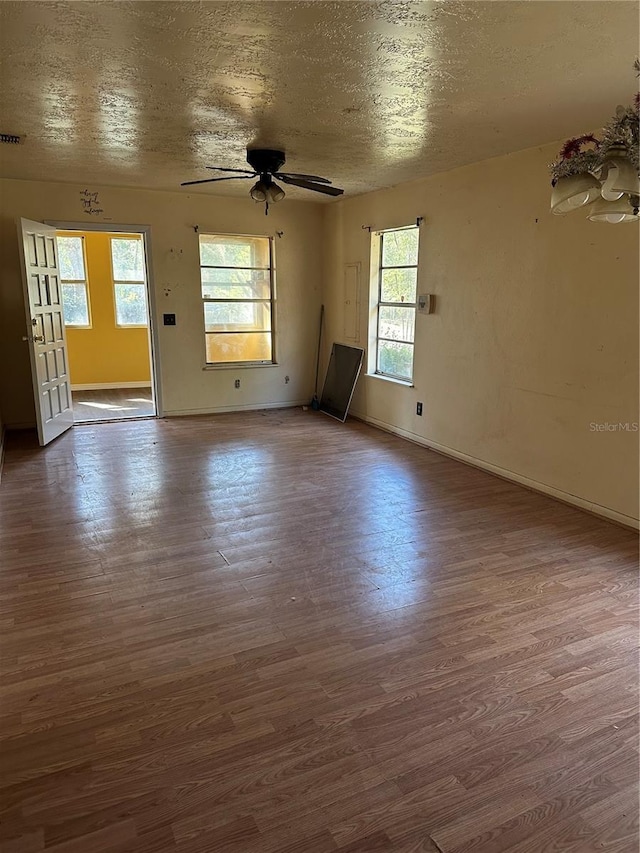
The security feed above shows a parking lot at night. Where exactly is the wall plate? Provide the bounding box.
[418,294,433,314]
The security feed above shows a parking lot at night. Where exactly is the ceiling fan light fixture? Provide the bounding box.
[250,180,268,202]
[181,148,342,208]
[267,182,285,203]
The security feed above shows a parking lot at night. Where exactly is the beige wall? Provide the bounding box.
[322,142,639,525]
[2,144,638,526]
[0,179,324,424]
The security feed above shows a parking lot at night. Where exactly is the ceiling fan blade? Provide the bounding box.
[180,176,255,186]
[279,175,344,196]
[275,172,332,184]
[206,166,257,175]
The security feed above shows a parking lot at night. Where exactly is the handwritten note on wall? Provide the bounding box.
[80,189,104,216]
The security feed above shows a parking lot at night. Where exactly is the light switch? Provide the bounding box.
[418,294,434,314]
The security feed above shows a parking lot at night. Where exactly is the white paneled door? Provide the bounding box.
[18,219,74,446]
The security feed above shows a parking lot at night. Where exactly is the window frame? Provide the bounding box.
[58,234,92,329]
[373,225,419,383]
[110,235,149,328]
[199,233,276,368]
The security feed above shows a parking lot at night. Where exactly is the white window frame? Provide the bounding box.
[199,233,276,367]
[58,234,91,328]
[110,236,149,328]
[372,225,419,383]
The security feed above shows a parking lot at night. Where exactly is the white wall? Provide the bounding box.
[0,179,324,424]
[322,142,639,526]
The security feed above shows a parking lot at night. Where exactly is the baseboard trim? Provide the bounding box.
[352,411,639,532]
[71,382,152,391]
[164,400,309,417]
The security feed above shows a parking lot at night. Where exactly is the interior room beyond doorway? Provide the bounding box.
[57,229,156,423]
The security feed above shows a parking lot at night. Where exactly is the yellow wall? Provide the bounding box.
[61,231,151,386]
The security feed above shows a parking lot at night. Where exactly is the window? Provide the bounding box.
[58,235,90,326]
[111,237,148,326]
[373,226,419,382]
[199,234,275,365]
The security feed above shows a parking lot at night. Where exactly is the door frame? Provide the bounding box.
[44,221,163,418]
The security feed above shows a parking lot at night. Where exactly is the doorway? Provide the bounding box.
[55,228,157,423]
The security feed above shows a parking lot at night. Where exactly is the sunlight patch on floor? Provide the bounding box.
[75,401,138,411]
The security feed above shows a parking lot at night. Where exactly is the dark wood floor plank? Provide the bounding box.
[0,411,637,852]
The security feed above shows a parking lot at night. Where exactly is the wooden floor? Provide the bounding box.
[0,409,638,853]
[71,388,155,423]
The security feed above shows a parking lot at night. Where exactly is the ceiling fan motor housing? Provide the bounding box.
[246,148,286,174]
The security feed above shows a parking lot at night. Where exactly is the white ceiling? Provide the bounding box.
[0,1,637,201]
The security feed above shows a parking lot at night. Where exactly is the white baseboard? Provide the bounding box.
[71,382,152,391]
[164,400,309,417]
[353,411,639,532]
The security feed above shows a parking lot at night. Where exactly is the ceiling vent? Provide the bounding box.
[0,133,22,145]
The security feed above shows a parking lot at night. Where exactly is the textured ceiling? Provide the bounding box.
[0,1,638,202]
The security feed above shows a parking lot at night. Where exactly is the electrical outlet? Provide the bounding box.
[416,402,423,416]
[234,379,240,389]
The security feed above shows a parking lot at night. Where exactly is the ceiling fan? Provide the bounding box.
[181,148,344,214]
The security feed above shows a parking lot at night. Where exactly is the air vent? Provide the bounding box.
[0,133,22,145]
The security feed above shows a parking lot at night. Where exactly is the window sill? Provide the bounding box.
[366,373,414,388]
[203,362,279,370]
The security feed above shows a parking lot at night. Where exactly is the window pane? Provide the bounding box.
[57,237,86,280]
[114,283,147,325]
[62,283,89,325]
[377,340,414,380]
[199,234,274,364]
[381,228,419,267]
[201,267,271,300]
[111,238,145,281]
[204,301,271,332]
[206,332,272,363]
[379,305,415,343]
[380,268,417,304]
[199,235,270,268]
